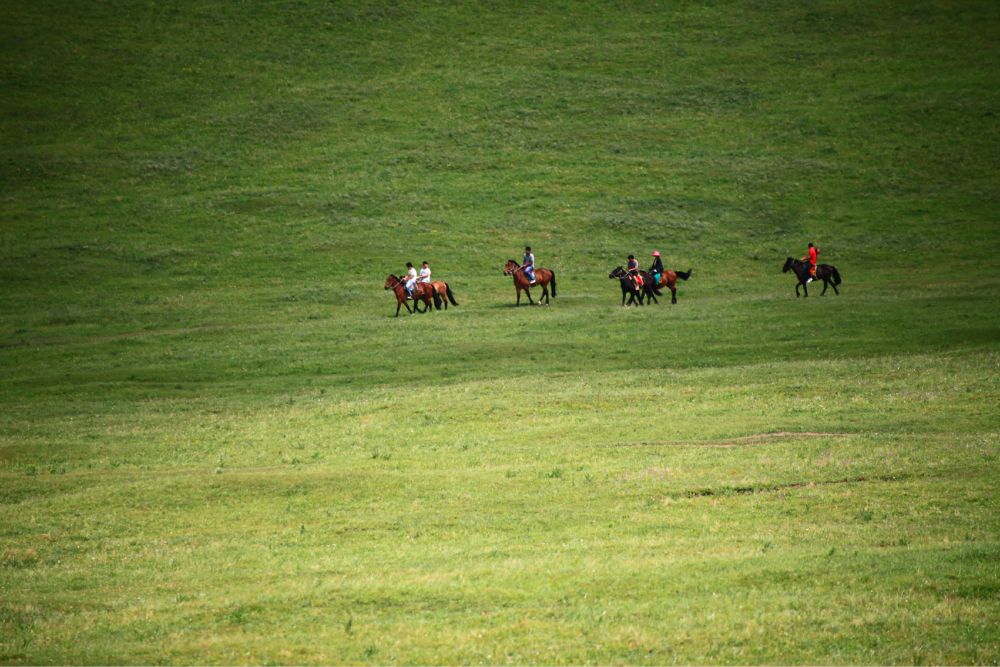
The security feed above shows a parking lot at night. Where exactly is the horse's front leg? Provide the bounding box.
[821,280,828,296]
[525,285,535,305]
[670,286,677,304]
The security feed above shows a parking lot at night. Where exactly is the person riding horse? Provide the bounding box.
[803,243,819,283]
[403,262,418,297]
[626,255,643,291]
[649,250,664,286]
[523,246,536,284]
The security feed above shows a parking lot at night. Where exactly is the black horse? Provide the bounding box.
[609,266,645,306]
[609,267,663,305]
[783,257,842,297]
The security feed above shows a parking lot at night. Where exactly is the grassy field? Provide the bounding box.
[2,0,999,663]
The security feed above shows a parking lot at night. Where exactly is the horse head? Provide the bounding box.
[609,266,625,279]
[503,260,519,275]
[782,257,794,273]
[384,274,400,290]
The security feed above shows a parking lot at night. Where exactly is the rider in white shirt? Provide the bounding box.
[418,261,432,284]
[404,262,418,296]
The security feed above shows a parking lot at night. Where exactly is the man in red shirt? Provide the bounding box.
[803,243,819,283]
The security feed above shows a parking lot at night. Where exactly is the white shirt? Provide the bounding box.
[419,267,431,283]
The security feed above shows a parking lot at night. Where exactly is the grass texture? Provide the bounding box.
[1,0,998,663]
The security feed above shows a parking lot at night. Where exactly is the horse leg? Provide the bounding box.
[821,279,828,296]
[670,286,677,304]
[795,282,801,297]
[516,287,521,306]
[802,281,809,297]
[832,281,840,295]
[541,284,550,304]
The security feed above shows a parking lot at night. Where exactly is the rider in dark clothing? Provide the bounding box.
[649,250,664,287]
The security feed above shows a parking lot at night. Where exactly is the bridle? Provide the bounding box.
[505,262,525,276]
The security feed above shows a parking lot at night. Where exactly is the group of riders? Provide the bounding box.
[624,250,666,291]
[402,260,433,297]
[397,241,823,300]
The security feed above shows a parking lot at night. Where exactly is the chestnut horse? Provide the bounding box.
[782,257,841,297]
[648,267,693,304]
[503,260,556,306]
[429,281,459,310]
[384,274,440,316]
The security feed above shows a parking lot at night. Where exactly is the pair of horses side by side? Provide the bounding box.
[383,275,459,316]
[503,259,556,306]
[782,257,842,297]
[608,266,693,306]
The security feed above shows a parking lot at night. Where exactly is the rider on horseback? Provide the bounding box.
[404,262,418,297]
[627,254,643,290]
[802,243,819,283]
[523,246,536,284]
[648,250,664,288]
[419,261,432,285]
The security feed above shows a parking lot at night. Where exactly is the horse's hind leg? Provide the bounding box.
[821,280,828,295]
[832,282,840,295]
[795,283,801,298]
[670,286,677,304]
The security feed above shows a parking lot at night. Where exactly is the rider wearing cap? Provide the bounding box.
[648,250,664,288]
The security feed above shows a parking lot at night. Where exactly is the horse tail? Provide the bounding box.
[432,289,442,310]
[549,270,556,297]
[831,267,842,285]
[446,284,459,306]
[676,268,693,281]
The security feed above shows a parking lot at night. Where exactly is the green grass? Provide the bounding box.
[1,0,999,663]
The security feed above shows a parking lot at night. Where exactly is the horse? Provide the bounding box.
[503,260,556,306]
[782,257,842,297]
[384,274,441,316]
[609,266,647,306]
[646,268,693,304]
[429,281,459,310]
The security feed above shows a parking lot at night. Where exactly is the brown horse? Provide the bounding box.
[429,281,459,310]
[503,260,556,306]
[647,268,693,304]
[384,274,440,316]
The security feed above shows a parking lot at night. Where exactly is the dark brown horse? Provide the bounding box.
[429,281,459,310]
[648,268,693,304]
[609,266,646,306]
[782,257,842,297]
[503,260,556,306]
[384,275,440,316]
